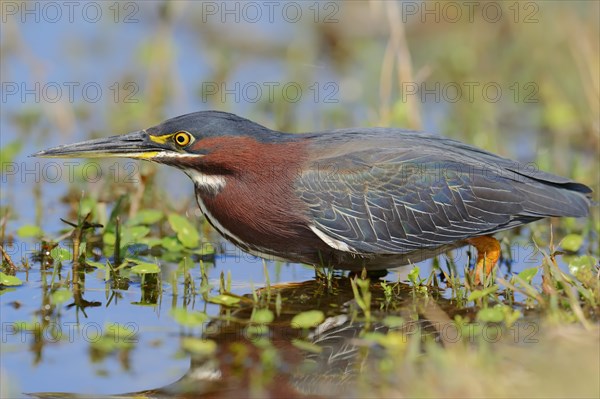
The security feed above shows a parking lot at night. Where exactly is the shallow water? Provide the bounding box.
[1,223,591,397]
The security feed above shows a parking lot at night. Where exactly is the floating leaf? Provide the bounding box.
[16,225,42,238]
[85,260,106,269]
[128,209,164,226]
[129,261,160,274]
[161,236,184,252]
[476,307,505,323]
[168,214,200,248]
[208,294,241,306]
[193,242,215,256]
[170,308,209,327]
[121,225,150,244]
[291,310,324,329]
[0,272,23,287]
[181,337,217,357]
[142,237,163,248]
[50,247,72,262]
[251,308,274,324]
[51,289,73,305]
[561,234,584,252]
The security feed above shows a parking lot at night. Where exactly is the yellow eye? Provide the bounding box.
[174,131,192,147]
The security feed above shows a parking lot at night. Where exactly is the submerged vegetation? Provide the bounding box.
[1,1,599,397]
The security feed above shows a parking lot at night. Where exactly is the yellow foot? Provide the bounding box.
[466,235,501,284]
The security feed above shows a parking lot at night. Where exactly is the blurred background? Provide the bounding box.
[1,1,599,397]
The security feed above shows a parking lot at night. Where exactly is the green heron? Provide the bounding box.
[34,111,593,281]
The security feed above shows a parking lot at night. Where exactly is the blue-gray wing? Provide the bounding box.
[295,134,591,255]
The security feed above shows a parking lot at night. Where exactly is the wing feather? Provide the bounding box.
[296,135,591,255]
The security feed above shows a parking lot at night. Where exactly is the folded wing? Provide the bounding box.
[296,131,592,255]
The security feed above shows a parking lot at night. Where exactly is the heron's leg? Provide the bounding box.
[466,236,501,284]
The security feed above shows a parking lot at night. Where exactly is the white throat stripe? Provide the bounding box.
[185,170,227,193]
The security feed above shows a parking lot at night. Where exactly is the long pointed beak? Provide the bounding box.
[31,130,164,160]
